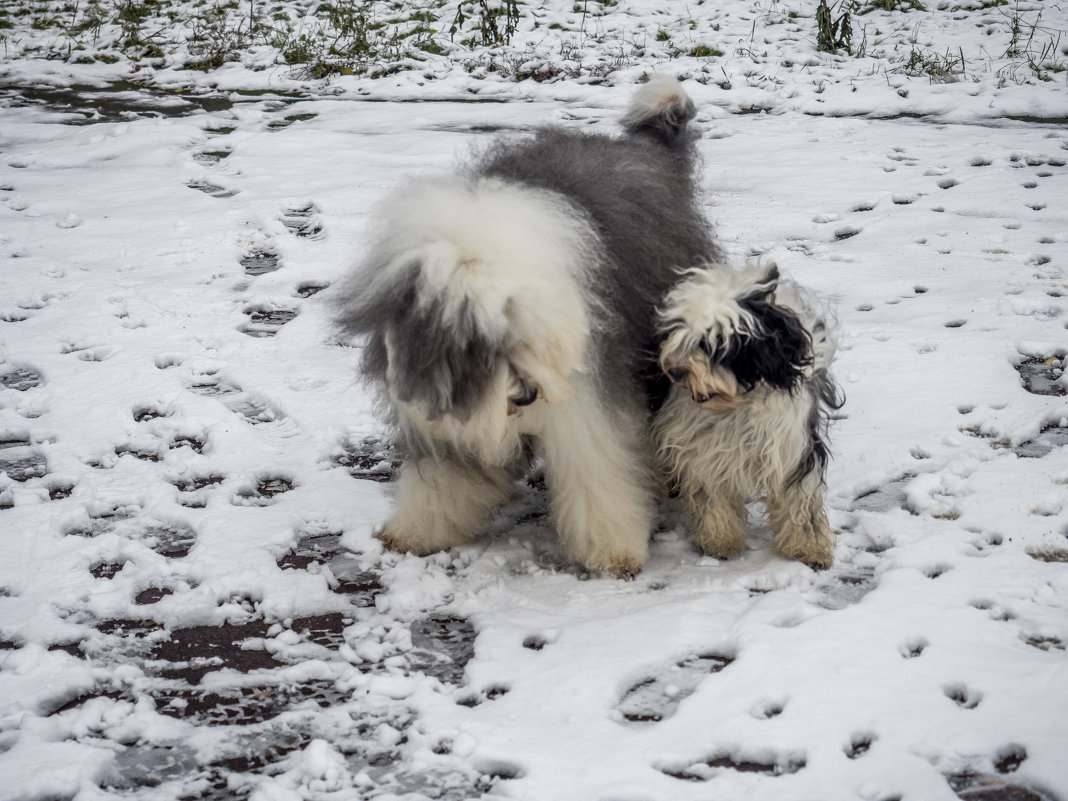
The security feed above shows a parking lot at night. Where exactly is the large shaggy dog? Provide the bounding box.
[654,260,844,568]
[334,78,721,577]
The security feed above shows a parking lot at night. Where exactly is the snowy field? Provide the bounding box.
[1,1,1067,800]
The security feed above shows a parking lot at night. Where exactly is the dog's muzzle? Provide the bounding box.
[665,359,743,410]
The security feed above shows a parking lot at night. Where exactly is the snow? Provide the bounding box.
[1,0,1068,799]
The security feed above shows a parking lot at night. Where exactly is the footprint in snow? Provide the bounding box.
[241,246,282,276]
[232,474,296,506]
[192,147,232,165]
[658,747,807,781]
[186,369,288,427]
[943,683,983,709]
[887,148,919,166]
[296,281,329,298]
[816,566,878,610]
[267,111,318,131]
[0,435,48,484]
[0,365,44,391]
[60,339,114,362]
[239,304,300,338]
[945,749,1045,799]
[168,472,224,508]
[616,650,735,724]
[969,597,1018,623]
[845,731,877,759]
[333,436,400,483]
[850,472,914,514]
[899,637,928,659]
[186,179,238,199]
[751,697,787,719]
[281,202,325,240]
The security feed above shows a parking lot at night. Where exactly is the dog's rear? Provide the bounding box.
[334,78,716,576]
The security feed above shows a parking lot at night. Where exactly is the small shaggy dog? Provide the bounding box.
[334,78,721,578]
[654,260,844,568]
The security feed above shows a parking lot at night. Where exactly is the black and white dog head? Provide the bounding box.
[658,261,813,410]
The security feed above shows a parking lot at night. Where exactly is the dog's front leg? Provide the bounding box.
[380,457,514,555]
[765,473,835,570]
[685,486,749,560]
[537,391,653,579]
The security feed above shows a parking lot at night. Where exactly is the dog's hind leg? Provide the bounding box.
[380,458,516,555]
[536,392,654,579]
[765,474,835,569]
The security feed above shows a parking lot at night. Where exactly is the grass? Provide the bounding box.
[901,44,966,80]
[450,0,520,46]
[816,0,855,54]
[1,0,1064,85]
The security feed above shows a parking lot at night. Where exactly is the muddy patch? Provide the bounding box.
[1014,422,1068,458]
[151,620,278,683]
[277,528,383,604]
[0,82,235,125]
[1016,355,1065,396]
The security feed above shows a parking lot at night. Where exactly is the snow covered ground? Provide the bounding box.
[1,1,1067,800]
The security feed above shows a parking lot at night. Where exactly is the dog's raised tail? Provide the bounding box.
[621,76,696,148]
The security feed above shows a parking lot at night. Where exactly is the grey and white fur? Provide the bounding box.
[654,260,844,568]
[333,77,720,578]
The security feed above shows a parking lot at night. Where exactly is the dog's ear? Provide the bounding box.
[742,263,780,305]
[731,291,812,393]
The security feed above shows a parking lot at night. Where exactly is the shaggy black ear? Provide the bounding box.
[726,292,812,393]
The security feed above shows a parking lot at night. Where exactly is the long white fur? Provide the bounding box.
[654,261,839,568]
[368,174,656,577]
[375,175,596,403]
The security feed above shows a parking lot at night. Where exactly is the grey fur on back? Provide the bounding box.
[334,85,720,429]
[474,125,720,407]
